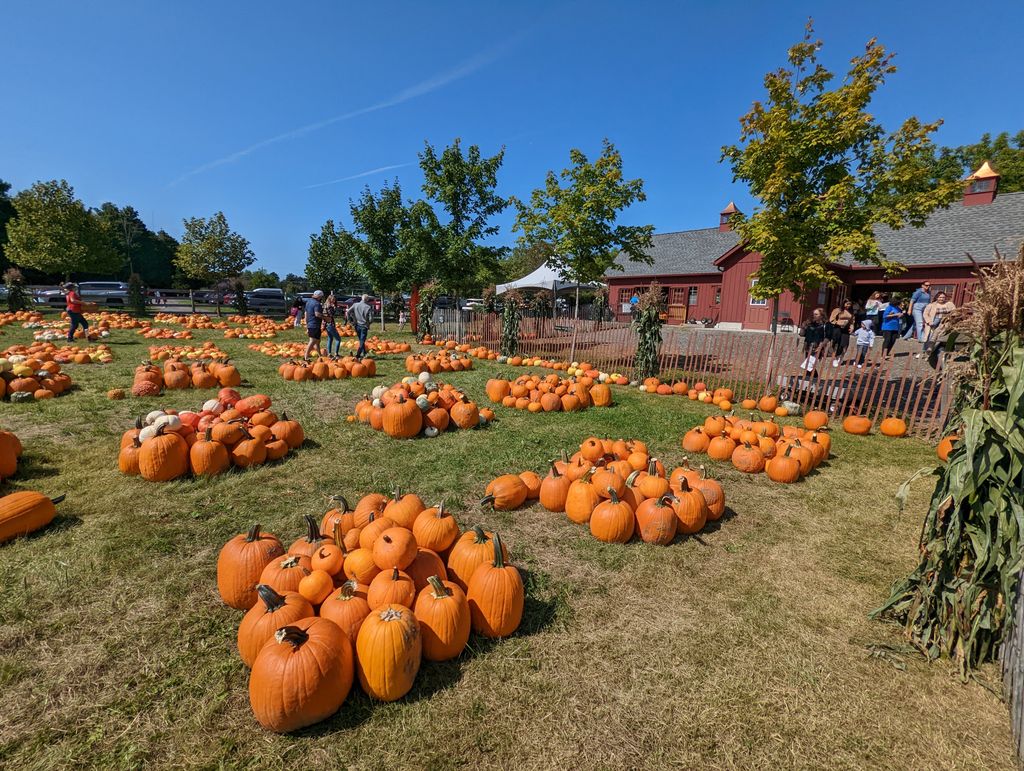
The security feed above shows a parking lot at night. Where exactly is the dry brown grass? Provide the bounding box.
[0,320,1015,769]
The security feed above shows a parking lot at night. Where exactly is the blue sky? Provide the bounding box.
[3,1,1023,277]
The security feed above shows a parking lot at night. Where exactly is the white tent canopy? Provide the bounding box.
[495,261,599,294]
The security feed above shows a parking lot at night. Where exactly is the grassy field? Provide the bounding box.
[0,319,1015,769]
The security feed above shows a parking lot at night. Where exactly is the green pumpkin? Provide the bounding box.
[9,391,34,403]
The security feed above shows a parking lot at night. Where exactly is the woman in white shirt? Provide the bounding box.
[922,292,956,356]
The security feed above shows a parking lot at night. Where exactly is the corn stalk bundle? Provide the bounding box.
[873,247,1024,678]
[4,268,32,312]
[500,291,522,357]
[632,283,664,381]
[416,282,440,340]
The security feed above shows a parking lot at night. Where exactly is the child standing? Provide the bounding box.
[854,319,875,368]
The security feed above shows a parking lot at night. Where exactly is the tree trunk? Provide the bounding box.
[766,295,781,389]
[411,284,420,335]
[379,294,385,333]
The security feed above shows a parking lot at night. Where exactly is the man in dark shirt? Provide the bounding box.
[303,290,324,361]
[346,294,374,360]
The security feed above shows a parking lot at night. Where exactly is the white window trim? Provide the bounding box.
[749,279,767,307]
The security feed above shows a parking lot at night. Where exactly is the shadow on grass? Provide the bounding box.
[696,505,738,537]
[12,458,62,480]
[297,566,565,736]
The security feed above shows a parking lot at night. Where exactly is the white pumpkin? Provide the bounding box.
[0,358,11,372]
[202,398,224,415]
[415,395,430,411]
[138,425,159,442]
[417,371,432,384]
[423,426,439,438]
[153,414,182,433]
[8,355,26,365]
[401,376,416,385]
[638,385,647,392]
[372,398,383,409]
[371,385,388,400]
[145,410,167,425]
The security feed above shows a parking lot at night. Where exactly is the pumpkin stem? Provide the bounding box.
[256,583,286,612]
[548,460,561,478]
[50,494,66,505]
[647,457,658,476]
[427,574,451,597]
[472,525,488,544]
[492,532,506,569]
[245,523,262,543]
[390,566,400,581]
[332,520,344,547]
[274,625,309,648]
[338,579,358,600]
[677,478,691,492]
[606,487,620,504]
[325,494,351,513]
[479,494,496,509]
[303,514,320,543]
[280,411,288,421]
[436,501,446,518]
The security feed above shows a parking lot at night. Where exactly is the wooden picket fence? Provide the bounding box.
[430,310,954,441]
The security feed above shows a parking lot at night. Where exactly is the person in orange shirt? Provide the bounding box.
[63,282,90,343]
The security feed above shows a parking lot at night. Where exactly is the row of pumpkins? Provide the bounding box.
[137,326,194,339]
[129,359,242,397]
[0,428,68,545]
[404,351,474,374]
[3,342,113,365]
[278,356,377,381]
[479,437,725,544]
[117,391,305,481]
[0,355,74,402]
[353,378,493,438]
[485,374,613,412]
[216,491,524,732]
[148,342,230,361]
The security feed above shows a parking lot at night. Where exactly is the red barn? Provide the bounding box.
[606,163,1023,331]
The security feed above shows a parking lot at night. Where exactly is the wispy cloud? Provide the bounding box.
[168,41,515,187]
[303,163,411,189]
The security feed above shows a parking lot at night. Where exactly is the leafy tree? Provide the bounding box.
[95,202,144,277]
[3,268,31,312]
[174,211,254,314]
[283,273,308,295]
[419,138,507,299]
[241,267,281,289]
[135,230,178,287]
[0,180,16,273]
[233,278,248,315]
[513,140,653,318]
[720,21,962,309]
[306,220,360,295]
[926,130,1024,193]
[6,179,119,279]
[499,241,554,283]
[127,273,147,315]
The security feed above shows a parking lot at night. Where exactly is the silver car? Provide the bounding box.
[38,281,130,307]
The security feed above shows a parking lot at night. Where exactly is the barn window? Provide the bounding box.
[714,287,721,305]
[969,178,994,194]
[749,279,767,307]
[688,287,698,305]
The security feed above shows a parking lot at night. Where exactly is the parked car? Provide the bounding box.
[37,281,130,307]
[462,298,485,311]
[245,287,287,312]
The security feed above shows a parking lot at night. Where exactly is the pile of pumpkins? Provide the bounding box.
[485,373,613,412]
[404,351,474,375]
[841,413,908,437]
[0,310,44,326]
[137,326,194,340]
[216,492,523,732]
[500,356,628,385]
[480,436,725,545]
[353,376,493,438]
[118,391,305,481]
[79,311,143,329]
[154,313,229,329]
[341,337,410,356]
[147,342,230,362]
[3,342,113,365]
[224,316,295,338]
[433,341,499,361]
[0,355,74,402]
[681,410,832,482]
[278,357,377,381]
[129,359,242,398]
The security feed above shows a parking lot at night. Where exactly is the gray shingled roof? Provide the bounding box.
[854,190,1024,267]
[608,227,739,276]
[607,192,1024,277]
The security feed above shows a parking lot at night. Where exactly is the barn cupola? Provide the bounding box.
[963,161,1000,206]
[719,201,741,232]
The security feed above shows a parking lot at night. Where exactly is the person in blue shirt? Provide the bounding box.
[303,290,324,361]
[881,298,904,358]
[904,281,932,340]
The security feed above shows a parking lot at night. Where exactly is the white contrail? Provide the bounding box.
[303,163,411,189]
[168,45,510,187]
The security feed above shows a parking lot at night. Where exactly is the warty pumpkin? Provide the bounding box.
[467,533,524,638]
[217,523,286,609]
[237,584,314,667]
[249,618,354,733]
[415,575,471,661]
[355,604,422,701]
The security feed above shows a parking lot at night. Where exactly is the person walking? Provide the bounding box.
[289,297,304,327]
[881,297,904,358]
[799,308,827,377]
[854,319,875,368]
[398,307,408,332]
[905,281,932,340]
[63,282,89,343]
[323,293,342,356]
[828,299,856,367]
[346,294,374,360]
[922,291,956,358]
[303,290,325,361]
